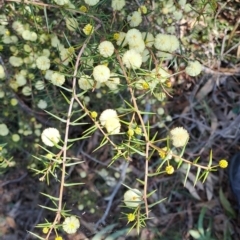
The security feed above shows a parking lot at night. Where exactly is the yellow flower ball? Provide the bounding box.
[135,127,142,135]
[55,236,63,240]
[83,24,94,35]
[79,5,87,12]
[91,111,98,118]
[127,213,135,222]
[42,227,49,234]
[219,159,228,168]
[165,165,174,174]
[127,128,134,137]
[113,33,120,40]
[138,5,147,14]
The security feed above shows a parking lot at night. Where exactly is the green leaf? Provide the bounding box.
[122,143,145,156]
[219,187,236,218]
[60,91,71,104]
[27,231,45,240]
[189,230,201,239]
[65,160,84,166]
[43,7,49,33]
[38,205,58,212]
[64,182,84,187]
[183,163,191,187]
[44,110,67,123]
[40,192,59,201]
[148,197,167,208]
[136,179,145,185]
[194,167,201,186]
[146,189,157,198]
[105,228,130,240]
[208,149,213,167]
[92,224,117,240]
[198,207,207,235]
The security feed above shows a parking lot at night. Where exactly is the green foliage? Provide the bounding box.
[189,207,215,240]
[0,0,235,239]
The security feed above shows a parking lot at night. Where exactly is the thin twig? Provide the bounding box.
[45,24,102,240]
[115,51,150,217]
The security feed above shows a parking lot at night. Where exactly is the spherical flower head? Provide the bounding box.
[122,49,142,69]
[154,34,179,52]
[54,0,69,5]
[79,5,88,12]
[185,61,202,76]
[37,99,47,109]
[111,0,126,11]
[127,213,135,222]
[78,74,94,90]
[62,216,80,234]
[42,227,49,234]
[12,134,20,142]
[138,5,147,14]
[100,109,121,134]
[83,24,94,35]
[35,80,45,90]
[127,128,135,137]
[142,32,154,48]
[135,79,149,90]
[116,32,127,47]
[124,189,142,208]
[105,118,121,134]
[9,56,23,67]
[165,165,174,174]
[219,159,228,168]
[128,38,145,53]
[36,56,50,70]
[29,31,37,41]
[151,67,170,83]
[126,28,142,46]
[155,92,166,101]
[127,11,142,27]
[45,70,54,81]
[0,123,9,136]
[159,147,167,159]
[0,25,6,35]
[60,48,73,66]
[142,48,150,63]
[93,65,110,83]
[0,15,8,25]
[22,30,31,40]
[51,34,61,48]
[12,21,25,34]
[135,127,142,135]
[179,0,186,7]
[170,127,189,148]
[15,73,27,87]
[55,237,63,240]
[10,98,18,106]
[99,109,118,126]
[84,0,99,6]
[41,128,61,147]
[0,65,5,79]
[98,41,115,57]
[65,17,78,31]
[105,73,120,91]
[113,32,119,40]
[51,72,65,86]
[22,86,32,96]
[91,111,98,118]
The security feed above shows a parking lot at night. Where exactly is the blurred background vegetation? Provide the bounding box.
[0,0,240,239]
